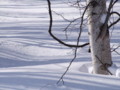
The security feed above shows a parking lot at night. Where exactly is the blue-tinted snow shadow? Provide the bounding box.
[0,71,120,90]
[0,56,90,68]
[0,20,90,68]
[0,57,65,68]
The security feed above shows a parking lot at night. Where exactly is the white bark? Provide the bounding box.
[87,0,112,74]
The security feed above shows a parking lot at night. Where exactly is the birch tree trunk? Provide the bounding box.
[87,0,112,74]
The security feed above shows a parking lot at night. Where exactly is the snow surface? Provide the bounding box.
[100,13,107,24]
[0,0,120,90]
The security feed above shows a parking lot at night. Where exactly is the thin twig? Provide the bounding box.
[57,2,90,85]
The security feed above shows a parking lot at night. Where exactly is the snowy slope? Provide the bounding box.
[0,0,120,90]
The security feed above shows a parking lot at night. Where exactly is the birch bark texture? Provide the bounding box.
[87,0,112,74]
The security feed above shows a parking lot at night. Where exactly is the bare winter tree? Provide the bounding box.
[87,0,112,74]
[87,0,119,74]
[47,0,120,83]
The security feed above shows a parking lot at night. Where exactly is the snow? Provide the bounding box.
[0,0,120,90]
[100,13,107,23]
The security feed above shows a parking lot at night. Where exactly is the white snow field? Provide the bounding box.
[0,0,120,90]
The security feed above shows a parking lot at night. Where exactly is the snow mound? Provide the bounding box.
[79,62,93,74]
[79,63,120,77]
[109,64,120,77]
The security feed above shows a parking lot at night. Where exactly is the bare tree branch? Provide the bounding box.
[96,0,119,41]
[47,0,89,48]
[109,11,120,29]
[111,44,120,55]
